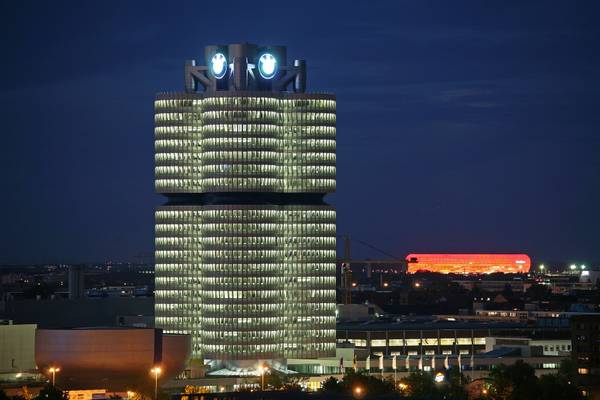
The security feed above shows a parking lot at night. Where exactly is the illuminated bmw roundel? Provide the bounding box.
[211,53,227,79]
[258,53,277,79]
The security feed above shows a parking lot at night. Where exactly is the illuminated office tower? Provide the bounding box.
[154,44,336,369]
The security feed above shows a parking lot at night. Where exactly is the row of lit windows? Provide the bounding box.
[345,338,488,348]
[155,140,336,154]
[156,213,335,223]
[155,179,335,192]
[156,165,335,174]
[154,151,336,162]
[155,262,335,269]
[155,138,336,150]
[155,124,335,136]
[155,224,335,236]
[155,112,336,128]
[156,236,336,246]
[155,97,335,111]
[157,249,335,257]
[199,302,334,312]
[157,210,334,217]
[156,208,335,217]
[154,277,332,288]
[155,265,336,278]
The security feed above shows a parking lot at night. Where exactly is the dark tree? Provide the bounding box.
[538,374,583,400]
[35,385,68,400]
[488,360,539,400]
[321,376,344,393]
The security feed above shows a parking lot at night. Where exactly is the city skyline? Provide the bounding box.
[2,1,600,264]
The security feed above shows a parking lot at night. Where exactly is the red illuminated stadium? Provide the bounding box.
[405,254,531,274]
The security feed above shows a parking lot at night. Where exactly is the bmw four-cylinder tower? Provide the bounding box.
[154,43,336,374]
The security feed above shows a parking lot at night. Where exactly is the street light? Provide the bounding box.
[539,264,545,271]
[434,372,445,383]
[48,367,60,386]
[257,365,268,391]
[354,386,364,397]
[570,264,577,271]
[581,265,586,270]
[150,367,161,400]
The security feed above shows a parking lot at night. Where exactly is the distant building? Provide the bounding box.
[0,323,37,374]
[336,304,384,322]
[336,319,568,358]
[68,265,85,300]
[406,254,531,274]
[454,279,531,292]
[0,297,154,328]
[571,314,600,397]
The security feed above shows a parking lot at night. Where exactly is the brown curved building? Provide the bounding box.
[35,328,190,391]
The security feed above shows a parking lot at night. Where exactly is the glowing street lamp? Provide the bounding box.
[570,264,577,271]
[257,365,269,391]
[150,367,161,400]
[539,264,545,271]
[48,367,60,386]
[354,386,364,397]
[434,372,445,383]
[581,265,586,270]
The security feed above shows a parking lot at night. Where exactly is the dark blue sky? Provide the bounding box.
[1,1,599,264]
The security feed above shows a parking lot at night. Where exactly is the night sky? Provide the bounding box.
[1,1,599,264]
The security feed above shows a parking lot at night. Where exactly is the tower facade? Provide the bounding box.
[154,44,336,367]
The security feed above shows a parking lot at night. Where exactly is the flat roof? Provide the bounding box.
[337,320,536,331]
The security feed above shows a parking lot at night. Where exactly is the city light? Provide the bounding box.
[48,367,60,386]
[210,53,227,79]
[354,386,364,396]
[434,372,445,383]
[406,254,531,274]
[570,264,577,270]
[257,365,269,391]
[398,383,408,391]
[539,264,545,270]
[150,367,161,400]
[258,53,277,79]
[414,282,421,288]
[581,265,586,270]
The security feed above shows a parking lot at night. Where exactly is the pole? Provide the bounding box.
[154,371,158,400]
[261,370,264,391]
[52,370,55,386]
